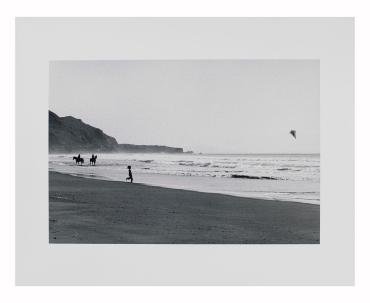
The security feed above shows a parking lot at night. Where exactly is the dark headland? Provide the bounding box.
[49,172,320,244]
[49,110,187,154]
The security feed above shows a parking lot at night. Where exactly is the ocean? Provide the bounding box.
[49,153,320,204]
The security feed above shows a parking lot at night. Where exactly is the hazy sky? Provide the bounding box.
[49,60,319,154]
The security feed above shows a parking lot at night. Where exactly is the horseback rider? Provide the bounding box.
[89,154,97,165]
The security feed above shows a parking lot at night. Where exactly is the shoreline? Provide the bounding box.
[49,168,320,205]
[49,171,320,244]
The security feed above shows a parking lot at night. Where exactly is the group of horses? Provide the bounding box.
[73,154,97,166]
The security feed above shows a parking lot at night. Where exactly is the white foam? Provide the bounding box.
[49,153,320,204]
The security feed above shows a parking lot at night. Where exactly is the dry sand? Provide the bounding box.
[49,171,320,244]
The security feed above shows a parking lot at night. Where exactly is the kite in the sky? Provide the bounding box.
[289,130,296,139]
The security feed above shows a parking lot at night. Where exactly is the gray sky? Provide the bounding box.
[49,60,319,154]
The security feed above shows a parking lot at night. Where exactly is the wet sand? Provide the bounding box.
[49,171,320,244]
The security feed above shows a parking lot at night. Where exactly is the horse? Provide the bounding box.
[73,156,84,165]
[89,155,97,166]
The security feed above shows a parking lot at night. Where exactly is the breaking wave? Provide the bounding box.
[231,174,279,180]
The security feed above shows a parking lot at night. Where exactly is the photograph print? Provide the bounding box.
[49,60,320,244]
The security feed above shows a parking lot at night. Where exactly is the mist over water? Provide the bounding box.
[49,153,320,204]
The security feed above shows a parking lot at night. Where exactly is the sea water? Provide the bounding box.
[49,153,320,204]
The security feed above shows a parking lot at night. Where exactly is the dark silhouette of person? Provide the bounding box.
[126,165,133,183]
[77,153,81,161]
[90,154,97,165]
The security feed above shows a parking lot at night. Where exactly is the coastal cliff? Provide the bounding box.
[49,111,186,154]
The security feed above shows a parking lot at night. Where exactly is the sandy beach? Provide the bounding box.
[49,171,320,244]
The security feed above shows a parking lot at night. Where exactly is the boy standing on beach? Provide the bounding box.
[126,166,133,183]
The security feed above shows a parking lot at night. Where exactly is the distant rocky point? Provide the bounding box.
[49,110,187,154]
[117,144,183,153]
